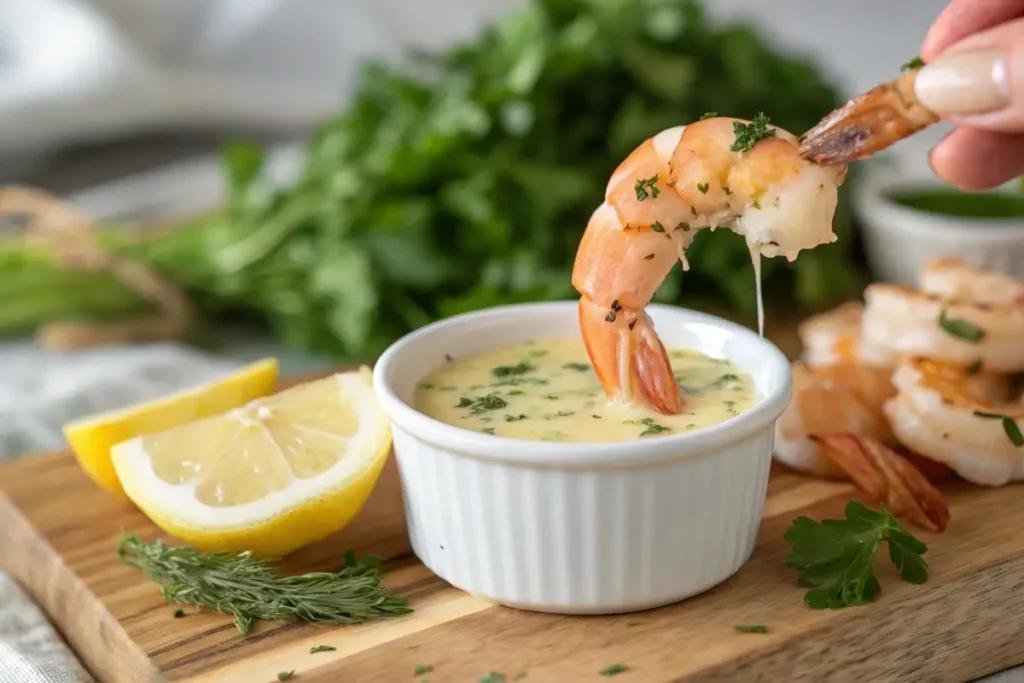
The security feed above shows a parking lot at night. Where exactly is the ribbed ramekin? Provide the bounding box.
[372,302,791,614]
[855,175,1024,286]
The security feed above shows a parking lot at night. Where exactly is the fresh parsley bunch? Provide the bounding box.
[0,0,859,358]
[785,501,929,609]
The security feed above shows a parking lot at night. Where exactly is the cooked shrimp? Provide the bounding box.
[774,362,896,477]
[797,301,893,368]
[861,282,1024,372]
[572,116,847,413]
[885,357,1024,486]
[799,65,939,166]
[919,257,1024,306]
[812,434,950,532]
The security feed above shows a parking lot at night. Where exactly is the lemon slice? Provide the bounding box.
[64,358,279,496]
[111,367,391,557]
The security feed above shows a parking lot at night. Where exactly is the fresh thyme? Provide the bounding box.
[730,113,775,152]
[118,532,411,634]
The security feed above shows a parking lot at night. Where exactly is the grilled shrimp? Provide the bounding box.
[774,361,896,477]
[862,282,1024,373]
[919,257,1024,306]
[572,117,846,413]
[800,64,939,166]
[798,301,893,368]
[885,358,1023,486]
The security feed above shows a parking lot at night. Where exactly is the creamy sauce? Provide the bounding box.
[414,338,756,442]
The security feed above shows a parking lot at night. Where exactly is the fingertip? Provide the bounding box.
[928,128,1024,191]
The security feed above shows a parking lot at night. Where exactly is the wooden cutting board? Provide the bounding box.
[3,320,1024,683]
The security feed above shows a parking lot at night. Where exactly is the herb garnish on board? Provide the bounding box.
[784,502,928,609]
[118,533,410,633]
[938,309,985,342]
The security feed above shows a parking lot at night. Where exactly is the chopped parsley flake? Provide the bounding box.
[697,183,709,194]
[938,309,985,342]
[650,221,665,232]
[735,624,767,633]
[973,411,1024,447]
[277,673,295,682]
[730,113,775,152]
[600,664,630,676]
[634,175,660,201]
[639,417,670,436]
[457,393,508,414]
[562,362,591,371]
[414,665,433,675]
[173,609,185,618]
[505,414,528,422]
[492,362,535,378]
[309,645,336,654]
[902,56,925,71]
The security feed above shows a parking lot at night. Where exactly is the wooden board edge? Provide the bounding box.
[0,453,164,683]
[687,552,1024,682]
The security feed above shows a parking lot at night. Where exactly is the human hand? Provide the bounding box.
[918,0,1024,189]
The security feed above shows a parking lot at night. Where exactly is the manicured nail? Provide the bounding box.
[914,51,1008,115]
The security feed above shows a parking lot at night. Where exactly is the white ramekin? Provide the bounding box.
[372,301,791,614]
[855,173,1024,286]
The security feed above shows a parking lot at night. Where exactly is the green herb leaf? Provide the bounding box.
[700,112,717,120]
[173,608,185,618]
[479,673,506,683]
[117,532,410,634]
[492,362,535,378]
[697,183,709,194]
[734,624,767,633]
[278,672,295,681]
[634,175,660,201]
[973,411,1024,447]
[414,665,433,675]
[938,309,985,342]
[513,673,527,681]
[784,501,928,609]
[650,221,666,233]
[310,645,337,654]
[730,113,776,152]
[220,139,265,199]
[639,417,670,436]
[459,393,508,414]
[600,664,630,676]
[562,362,591,371]
[901,56,925,71]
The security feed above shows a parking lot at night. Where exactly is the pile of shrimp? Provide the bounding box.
[776,257,1024,531]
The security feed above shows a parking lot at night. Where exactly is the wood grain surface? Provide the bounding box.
[1,316,1023,683]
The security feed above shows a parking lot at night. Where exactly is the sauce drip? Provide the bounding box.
[749,243,764,337]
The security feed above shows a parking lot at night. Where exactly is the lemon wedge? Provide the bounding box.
[64,358,279,496]
[111,367,391,557]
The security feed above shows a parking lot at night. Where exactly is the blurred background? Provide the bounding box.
[0,0,955,458]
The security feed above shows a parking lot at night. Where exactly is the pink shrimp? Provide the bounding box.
[571,116,847,414]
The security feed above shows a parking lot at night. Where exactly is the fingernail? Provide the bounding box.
[914,51,1008,115]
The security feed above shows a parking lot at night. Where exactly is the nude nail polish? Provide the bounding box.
[914,51,1008,115]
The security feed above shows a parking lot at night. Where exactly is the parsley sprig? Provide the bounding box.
[730,112,776,152]
[784,502,928,610]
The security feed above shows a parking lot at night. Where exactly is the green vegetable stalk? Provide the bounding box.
[0,0,860,359]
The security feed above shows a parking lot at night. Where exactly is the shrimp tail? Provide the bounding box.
[813,434,951,532]
[578,297,683,415]
[799,67,939,166]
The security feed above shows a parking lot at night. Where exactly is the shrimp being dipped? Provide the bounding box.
[885,358,1023,486]
[572,116,846,413]
[799,63,939,166]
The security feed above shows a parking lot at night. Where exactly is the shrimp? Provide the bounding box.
[885,358,1023,486]
[861,282,1024,372]
[797,301,893,368]
[919,257,1024,306]
[774,362,897,477]
[571,117,847,413]
[799,64,939,166]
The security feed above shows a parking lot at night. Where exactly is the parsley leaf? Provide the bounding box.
[634,175,660,201]
[492,362,534,378]
[309,645,336,654]
[784,501,929,610]
[277,672,295,682]
[938,309,985,342]
[734,624,767,633]
[600,664,630,676]
[901,56,925,71]
[730,113,776,152]
[973,411,1024,447]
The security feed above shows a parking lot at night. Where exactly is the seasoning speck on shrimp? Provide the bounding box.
[571,116,847,414]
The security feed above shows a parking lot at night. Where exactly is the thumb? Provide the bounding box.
[916,17,1024,133]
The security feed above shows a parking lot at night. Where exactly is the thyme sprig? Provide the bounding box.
[118,532,411,633]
